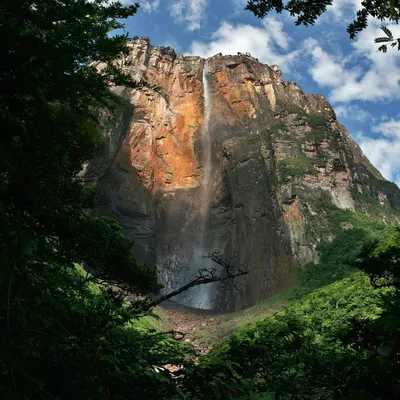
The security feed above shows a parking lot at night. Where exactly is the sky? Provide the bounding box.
[120,0,400,186]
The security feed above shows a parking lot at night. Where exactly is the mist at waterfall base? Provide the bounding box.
[169,60,219,311]
[185,248,220,310]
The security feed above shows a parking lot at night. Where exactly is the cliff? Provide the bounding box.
[87,37,400,312]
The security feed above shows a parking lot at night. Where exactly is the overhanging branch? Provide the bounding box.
[148,252,248,309]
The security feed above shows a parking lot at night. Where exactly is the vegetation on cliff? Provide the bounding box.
[1,1,400,399]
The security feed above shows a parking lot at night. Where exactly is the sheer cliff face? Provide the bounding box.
[90,38,400,312]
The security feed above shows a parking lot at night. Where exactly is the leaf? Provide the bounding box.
[148,311,161,321]
[390,0,396,17]
[378,44,388,53]
[93,296,101,305]
[381,25,393,39]
[375,37,392,43]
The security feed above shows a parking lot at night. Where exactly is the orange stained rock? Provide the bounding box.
[283,200,304,232]
[124,71,204,191]
[214,69,260,121]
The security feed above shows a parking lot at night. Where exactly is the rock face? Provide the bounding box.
[88,37,400,312]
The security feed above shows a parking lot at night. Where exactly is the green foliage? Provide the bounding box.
[186,272,388,399]
[236,134,261,144]
[304,112,332,145]
[246,0,333,27]
[301,196,396,291]
[0,1,181,398]
[355,227,400,288]
[269,122,287,132]
[308,113,330,128]
[0,263,187,399]
[267,122,288,139]
[353,176,400,212]
[375,25,400,52]
[281,103,307,117]
[279,155,317,179]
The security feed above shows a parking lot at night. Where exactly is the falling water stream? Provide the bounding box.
[189,60,216,309]
[201,60,212,224]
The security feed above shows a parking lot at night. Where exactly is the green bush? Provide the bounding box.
[279,155,317,179]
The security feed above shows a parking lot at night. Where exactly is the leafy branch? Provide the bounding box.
[375,25,400,53]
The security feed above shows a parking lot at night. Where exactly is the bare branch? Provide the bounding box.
[148,252,248,309]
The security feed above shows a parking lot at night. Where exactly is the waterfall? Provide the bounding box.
[188,59,216,310]
[201,60,212,217]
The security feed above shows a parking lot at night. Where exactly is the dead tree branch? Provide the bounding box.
[148,252,248,309]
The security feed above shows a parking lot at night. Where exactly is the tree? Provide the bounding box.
[0,1,192,398]
[0,0,159,289]
[355,227,400,288]
[245,0,400,52]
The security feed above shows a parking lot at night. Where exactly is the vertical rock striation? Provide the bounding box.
[87,38,400,312]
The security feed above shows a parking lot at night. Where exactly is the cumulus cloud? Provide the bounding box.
[355,120,400,186]
[304,21,400,103]
[169,0,208,31]
[187,18,299,70]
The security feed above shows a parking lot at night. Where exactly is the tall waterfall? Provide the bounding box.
[201,60,212,219]
[189,60,216,310]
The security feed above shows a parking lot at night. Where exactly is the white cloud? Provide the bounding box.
[261,18,292,50]
[356,119,400,185]
[325,0,362,21]
[187,18,299,70]
[304,38,355,88]
[305,21,400,103]
[120,0,138,4]
[170,0,208,31]
[231,0,247,5]
[372,119,400,139]
[140,0,160,13]
[335,105,375,122]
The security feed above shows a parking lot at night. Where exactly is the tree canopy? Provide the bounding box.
[0,1,187,398]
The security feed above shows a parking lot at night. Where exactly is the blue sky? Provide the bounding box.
[120,0,400,186]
